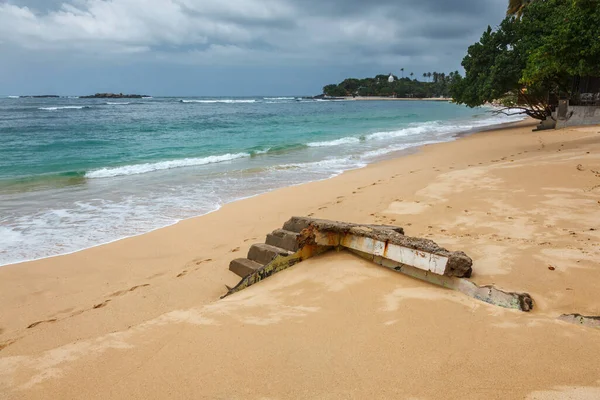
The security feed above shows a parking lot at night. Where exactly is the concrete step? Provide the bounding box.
[266,229,300,252]
[229,258,263,278]
[247,243,293,266]
[282,216,313,233]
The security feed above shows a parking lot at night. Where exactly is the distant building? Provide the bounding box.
[388,74,394,83]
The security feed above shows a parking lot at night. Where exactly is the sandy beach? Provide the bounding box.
[1,119,600,399]
[345,96,453,101]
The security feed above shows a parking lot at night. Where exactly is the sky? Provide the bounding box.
[0,0,509,96]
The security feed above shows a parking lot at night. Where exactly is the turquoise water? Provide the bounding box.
[0,96,522,265]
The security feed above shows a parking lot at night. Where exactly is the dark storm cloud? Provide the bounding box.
[0,0,509,94]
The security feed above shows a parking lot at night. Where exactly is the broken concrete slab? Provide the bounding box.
[223,217,532,312]
[558,314,600,329]
[296,217,471,277]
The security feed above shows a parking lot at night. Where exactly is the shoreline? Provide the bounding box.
[343,96,452,101]
[2,119,600,398]
[0,116,524,268]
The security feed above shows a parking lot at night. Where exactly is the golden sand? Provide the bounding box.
[1,120,599,399]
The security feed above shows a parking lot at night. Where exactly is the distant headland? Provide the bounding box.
[322,72,459,99]
[80,93,149,99]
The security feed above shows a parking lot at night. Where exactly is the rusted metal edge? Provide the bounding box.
[348,248,533,312]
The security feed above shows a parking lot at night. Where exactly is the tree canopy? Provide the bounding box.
[323,72,460,98]
[450,0,600,120]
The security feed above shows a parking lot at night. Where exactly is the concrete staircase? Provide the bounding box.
[229,228,303,279]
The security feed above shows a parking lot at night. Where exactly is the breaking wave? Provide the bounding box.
[307,137,362,147]
[85,153,250,179]
[180,99,256,104]
[39,106,90,111]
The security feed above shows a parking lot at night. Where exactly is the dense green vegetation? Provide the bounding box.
[451,0,600,120]
[323,72,461,98]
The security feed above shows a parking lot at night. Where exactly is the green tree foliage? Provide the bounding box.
[322,71,461,98]
[451,0,600,120]
[522,0,600,84]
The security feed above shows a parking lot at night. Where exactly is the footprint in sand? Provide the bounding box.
[109,284,150,298]
[230,247,240,253]
[27,319,57,329]
[93,300,111,309]
[177,270,188,278]
[0,338,17,351]
[318,206,327,210]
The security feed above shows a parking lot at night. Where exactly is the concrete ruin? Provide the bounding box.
[536,100,600,130]
[225,217,534,312]
[558,314,600,329]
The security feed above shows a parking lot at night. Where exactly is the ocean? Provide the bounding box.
[0,96,523,266]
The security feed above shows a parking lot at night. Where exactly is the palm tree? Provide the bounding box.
[427,72,432,82]
[507,0,532,18]
[400,68,404,78]
[410,72,414,80]
[422,72,427,81]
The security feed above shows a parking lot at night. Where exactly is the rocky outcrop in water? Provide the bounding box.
[80,93,148,99]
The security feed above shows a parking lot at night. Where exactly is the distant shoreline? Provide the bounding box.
[343,96,452,101]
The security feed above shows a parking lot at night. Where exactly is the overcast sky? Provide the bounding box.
[0,0,508,96]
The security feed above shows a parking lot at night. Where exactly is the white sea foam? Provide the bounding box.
[7,95,19,99]
[106,102,131,105]
[307,137,361,147]
[85,152,250,179]
[280,156,367,174]
[360,140,442,160]
[263,97,295,100]
[180,99,256,104]
[39,106,89,111]
[366,122,441,141]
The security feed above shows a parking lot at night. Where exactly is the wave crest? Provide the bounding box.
[39,106,90,111]
[307,137,361,147]
[180,99,256,104]
[86,153,250,179]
